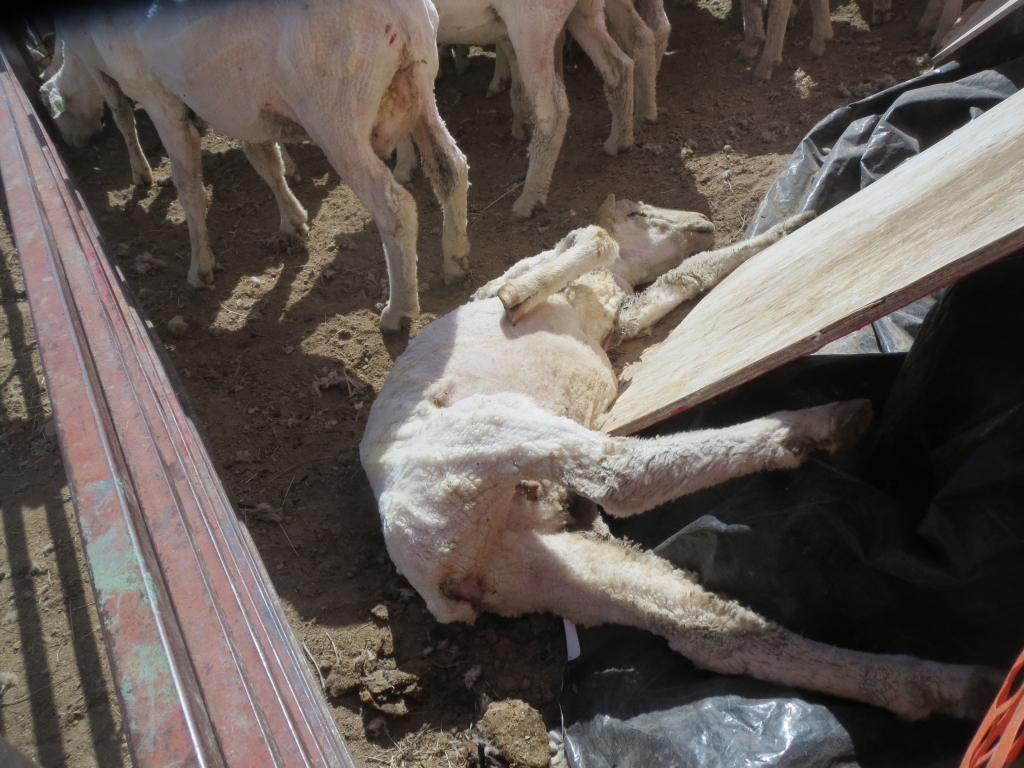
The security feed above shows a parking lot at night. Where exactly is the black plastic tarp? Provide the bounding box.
[559,54,1024,768]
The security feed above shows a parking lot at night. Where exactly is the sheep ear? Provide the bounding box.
[47,85,66,120]
[596,193,616,230]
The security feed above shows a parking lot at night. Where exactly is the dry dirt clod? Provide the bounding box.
[359,667,422,716]
[134,252,168,275]
[479,699,551,768]
[167,315,189,338]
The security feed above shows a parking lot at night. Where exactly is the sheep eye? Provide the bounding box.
[627,210,645,218]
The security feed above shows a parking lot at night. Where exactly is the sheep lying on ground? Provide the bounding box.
[42,0,469,331]
[361,195,1002,719]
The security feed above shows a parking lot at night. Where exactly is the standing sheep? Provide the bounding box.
[41,0,469,331]
[360,195,1002,719]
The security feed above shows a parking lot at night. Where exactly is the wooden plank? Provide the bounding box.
[931,0,1024,64]
[600,88,1024,436]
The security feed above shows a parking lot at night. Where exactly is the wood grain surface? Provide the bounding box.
[600,88,1024,435]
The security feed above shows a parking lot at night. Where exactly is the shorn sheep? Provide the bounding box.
[361,195,1002,719]
[41,0,469,331]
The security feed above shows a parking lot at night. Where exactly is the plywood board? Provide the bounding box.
[932,0,1024,63]
[600,88,1024,436]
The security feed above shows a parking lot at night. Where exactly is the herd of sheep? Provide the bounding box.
[39,0,998,731]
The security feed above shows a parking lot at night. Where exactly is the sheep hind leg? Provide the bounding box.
[807,0,833,57]
[502,21,567,219]
[143,94,216,287]
[94,73,153,187]
[754,0,793,79]
[242,142,308,239]
[483,530,1002,720]
[606,0,659,128]
[392,134,417,185]
[739,0,766,59]
[410,96,470,284]
[567,0,635,156]
[615,211,814,340]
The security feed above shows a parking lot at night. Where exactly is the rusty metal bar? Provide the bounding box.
[0,49,355,768]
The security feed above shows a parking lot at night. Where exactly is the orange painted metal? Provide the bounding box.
[961,649,1024,768]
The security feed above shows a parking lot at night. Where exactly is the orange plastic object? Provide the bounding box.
[961,649,1024,768]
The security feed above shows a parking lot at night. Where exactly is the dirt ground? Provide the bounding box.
[0,1,937,765]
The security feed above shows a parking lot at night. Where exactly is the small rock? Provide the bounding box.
[41,542,55,555]
[641,142,664,154]
[418,281,431,293]
[722,144,733,153]
[253,503,282,523]
[281,345,295,355]
[370,604,390,622]
[167,316,189,338]
[760,130,778,143]
[398,587,416,600]
[479,700,550,768]
[116,242,131,258]
[322,268,337,282]
[235,450,253,464]
[137,287,154,301]
[464,665,483,688]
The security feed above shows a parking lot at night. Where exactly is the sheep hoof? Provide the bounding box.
[738,42,762,59]
[956,666,1005,720]
[134,169,154,187]
[808,39,827,57]
[753,61,774,80]
[511,195,542,221]
[826,398,873,452]
[379,304,416,333]
[443,256,469,285]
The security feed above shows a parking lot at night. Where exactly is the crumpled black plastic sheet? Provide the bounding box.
[559,250,1024,768]
[745,55,1024,354]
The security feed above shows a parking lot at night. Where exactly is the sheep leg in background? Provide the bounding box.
[392,134,418,185]
[567,0,635,157]
[93,71,153,187]
[808,0,833,56]
[278,143,301,183]
[488,40,512,96]
[755,0,793,79]
[410,93,470,284]
[502,16,568,219]
[605,0,659,127]
[738,0,766,59]
[140,91,218,287]
[241,142,308,239]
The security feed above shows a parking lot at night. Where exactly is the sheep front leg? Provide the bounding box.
[580,398,873,515]
[94,73,153,187]
[241,142,309,239]
[143,94,216,287]
[493,225,618,322]
[410,97,470,284]
[278,144,301,184]
[615,211,814,339]
[483,531,1002,720]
